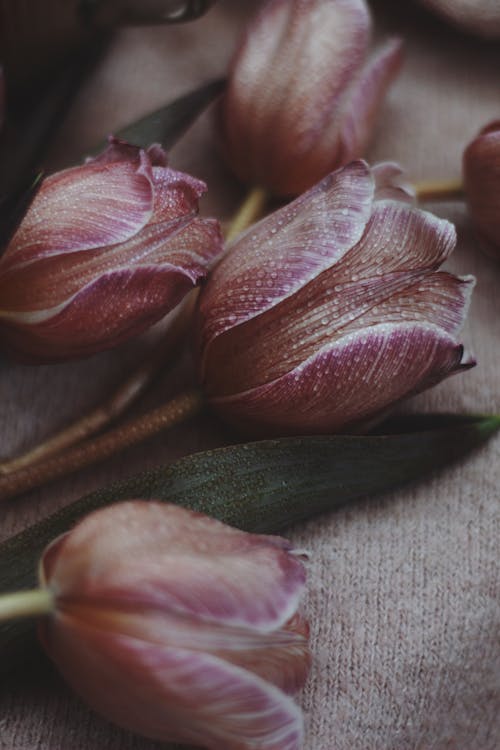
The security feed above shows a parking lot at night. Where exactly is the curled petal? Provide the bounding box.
[338,38,404,164]
[1,153,155,269]
[0,265,196,361]
[42,615,304,750]
[44,502,307,633]
[198,160,375,369]
[372,161,416,204]
[201,200,459,395]
[209,323,474,435]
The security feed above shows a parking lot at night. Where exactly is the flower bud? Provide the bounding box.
[39,501,310,750]
[0,138,223,362]
[196,161,475,436]
[419,0,500,38]
[219,0,403,197]
[463,121,500,260]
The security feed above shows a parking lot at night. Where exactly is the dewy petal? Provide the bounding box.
[201,199,458,394]
[44,502,307,633]
[198,161,375,371]
[209,323,472,435]
[220,0,371,194]
[42,616,304,750]
[337,38,404,164]
[0,216,221,315]
[0,264,199,361]
[0,153,156,270]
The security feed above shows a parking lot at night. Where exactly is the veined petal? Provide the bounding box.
[208,323,473,435]
[0,264,198,361]
[44,503,306,633]
[338,38,404,164]
[1,154,156,270]
[42,617,304,750]
[198,161,374,369]
[44,604,310,696]
[220,0,371,193]
[201,200,459,394]
[0,217,221,315]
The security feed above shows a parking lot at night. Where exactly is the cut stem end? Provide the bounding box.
[0,588,54,623]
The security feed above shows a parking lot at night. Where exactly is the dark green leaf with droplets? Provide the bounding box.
[0,413,498,673]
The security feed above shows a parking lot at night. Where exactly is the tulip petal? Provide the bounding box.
[338,38,404,163]
[372,161,416,204]
[0,148,209,273]
[1,155,156,269]
[209,323,473,435]
[45,603,310,696]
[198,161,375,368]
[43,616,304,750]
[201,200,459,394]
[45,503,307,633]
[463,124,500,254]
[220,0,371,194]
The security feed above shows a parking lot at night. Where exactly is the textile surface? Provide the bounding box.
[0,1,499,748]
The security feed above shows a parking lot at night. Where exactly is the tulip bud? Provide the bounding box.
[219,0,403,197]
[463,121,500,260]
[0,138,223,362]
[196,160,475,436]
[419,0,500,39]
[38,501,310,750]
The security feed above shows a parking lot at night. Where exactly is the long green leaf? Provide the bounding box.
[92,78,225,154]
[0,413,498,672]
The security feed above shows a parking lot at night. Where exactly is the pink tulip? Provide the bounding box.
[196,160,475,435]
[219,0,403,197]
[463,121,500,260]
[39,501,311,750]
[419,0,500,38]
[0,138,223,362]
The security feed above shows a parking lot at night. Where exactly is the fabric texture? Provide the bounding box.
[0,0,499,748]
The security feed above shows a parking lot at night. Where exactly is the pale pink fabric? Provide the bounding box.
[0,1,499,749]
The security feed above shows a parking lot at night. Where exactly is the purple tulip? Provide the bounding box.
[196,161,475,435]
[39,502,310,750]
[0,138,223,362]
[219,0,403,196]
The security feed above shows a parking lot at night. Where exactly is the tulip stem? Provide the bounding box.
[0,388,204,502]
[0,588,54,622]
[0,295,195,478]
[225,187,269,242]
[414,178,464,202]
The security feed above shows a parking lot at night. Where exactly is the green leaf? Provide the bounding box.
[92,78,225,154]
[0,413,498,672]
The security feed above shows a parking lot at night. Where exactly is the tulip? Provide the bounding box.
[0,137,223,362]
[219,0,403,197]
[37,501,310,750]
[196,160,475,436]
[463,121,500,260]
[418,0,500,39]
